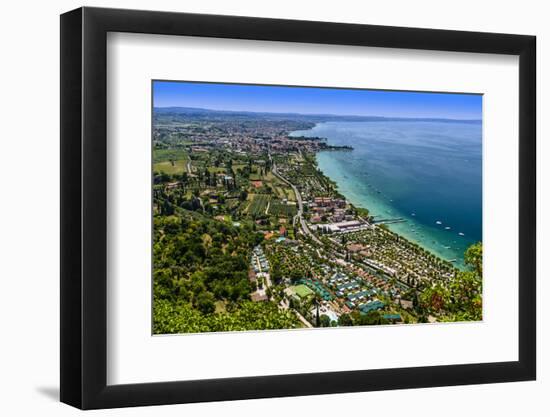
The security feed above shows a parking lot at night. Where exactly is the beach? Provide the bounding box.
[291,121,482,268]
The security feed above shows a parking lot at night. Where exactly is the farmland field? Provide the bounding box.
[153,148,189,163]
[247,194,271,217]
[284,188,296,201]
[269,200,297,217]
[153,159,188,175]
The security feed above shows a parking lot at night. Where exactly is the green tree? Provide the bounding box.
[270,260,283,283]
[195,292,216,314]
[338,313,353,326]
[465,242,483,276]
[419,283,448,314]
[319,314,331,327]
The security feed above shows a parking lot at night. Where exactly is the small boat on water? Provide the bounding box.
[444,246,451,249]
[458,232,465,236]
[436,220,442,225]
[445,226,451,230]
[411,213,416,216]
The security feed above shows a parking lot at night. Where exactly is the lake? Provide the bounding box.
[291,121,482,268]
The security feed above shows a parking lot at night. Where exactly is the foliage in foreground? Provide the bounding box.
[152,199,300,334]
[419,242,483,322]
[154,298,300,334]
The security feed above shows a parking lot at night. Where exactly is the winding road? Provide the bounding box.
[270,156,322,245]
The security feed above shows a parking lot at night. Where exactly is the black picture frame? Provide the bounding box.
[60,6,536,410]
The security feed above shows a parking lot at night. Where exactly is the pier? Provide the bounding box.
[372,217,407,225]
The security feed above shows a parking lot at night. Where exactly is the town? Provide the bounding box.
[152,107,482,333]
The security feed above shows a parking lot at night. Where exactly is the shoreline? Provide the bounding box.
[290,122,479,269]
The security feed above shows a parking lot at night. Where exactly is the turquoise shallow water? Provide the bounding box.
[291,121,482,268]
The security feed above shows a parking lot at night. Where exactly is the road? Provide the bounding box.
[271,158,395,288]
[271,158,322,245]
[279,298,313,328]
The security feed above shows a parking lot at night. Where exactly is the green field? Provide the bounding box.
[153,148,189,163]
[269,200,297,217]
[248,194,271,217]
[153,160,188,175]
[207,166,226,174]
[233,163,247,172]
[284,188,296,201]
[290,284,314,299]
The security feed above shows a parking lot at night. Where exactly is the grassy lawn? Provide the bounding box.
[263,171,277,182]
[153,160,188,175]
[273,186,286,200]
[285,188,296,201]
[207,166,226,174]
[233,163,247,171]
[153,148,188,163]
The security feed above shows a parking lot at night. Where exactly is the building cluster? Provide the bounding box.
[313,220,372,234]
[327,272,384,313]
[250,245,270,275]
[307,197,350,223]
[249,245,271,302]
[344,228,455,288]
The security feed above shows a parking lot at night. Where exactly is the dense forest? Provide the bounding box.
[152,202,300,334]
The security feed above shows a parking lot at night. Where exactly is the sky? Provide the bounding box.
[153,81,482,120]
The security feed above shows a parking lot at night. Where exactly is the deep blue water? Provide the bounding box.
[291,121,482,267]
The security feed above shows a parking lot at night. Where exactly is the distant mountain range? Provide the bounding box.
[153,106,482,124]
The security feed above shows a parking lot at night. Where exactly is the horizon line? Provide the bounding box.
[153,105,482,122]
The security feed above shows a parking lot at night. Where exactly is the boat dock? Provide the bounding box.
[373,217,407,225]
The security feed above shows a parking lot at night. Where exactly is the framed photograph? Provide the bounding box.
[60,6,536,409]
